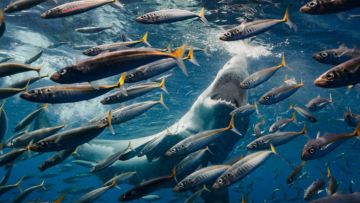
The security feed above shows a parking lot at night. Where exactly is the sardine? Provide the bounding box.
[0,84,28,100]
[231,102,258,117]
[247,125,307,150]
[103,172,136,186]
[174,165,230,192]
[306,94,332,112]
[4,0,48,13]
[41,0,121,19]
[253,118,265,137]
[326,166,337,195]
[212,147,276,189]
[304,178,324,201]
[0,63,41,78]
[314,56,360,88]
[21,74,126,103]
[0,145,29,167]
[0,177,23,196]
[309,192,360,203]
[14,104,48,133]
[269,113,296,133]
[184,185,210,203]
[0,165,12,186]
[313,45,360,65]
[136,8,208,25]
[166,114,240,157]
[101,78,168,105]
[75,25,112,34]
[240,54,287,89]
[83,32,150,56]
[12,180,46,203]
[76,179,117,203]
[286,161,306,184]
[25,49,43,64]
[301,124,360,160]
[38,148,74,171]
[50,46,188,84]
[259,81,304,105]
[289,105,317,123]
[220,9,294,41]
[300,0,360,15]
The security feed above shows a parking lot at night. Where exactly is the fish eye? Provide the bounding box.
[30,90,36,94]
[181,145,185,148]
[217,178,223,184]
[307,1,317,7]
[59,69,67,75]
[320,52,328,57]
[105,97,111,101]
[325,72,334,80]
[178,182,184,188]
[309,148,315,154]
[127,74,134,78]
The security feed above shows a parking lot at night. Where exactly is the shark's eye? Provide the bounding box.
[307,1,317,7]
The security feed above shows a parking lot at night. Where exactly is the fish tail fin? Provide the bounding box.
[159,78,169,94]
[159,93,169,111]
[111,0,123,9]
[110,178,117,187]
[254,102,259,115]
[329,93,333,103]
[171,44,188,76]
[35,66,42,76]
[117,72,127,96]
[202,185,211,192]
[280,53,292,71]
[198,8,209,25]
[352,123,360,137]
[42,103,49,110]
[15,176,24,188]
[327,166,331,177]
[141,32,151,47]
[106,111,115,135]
[301,124,307,135]
[171,167,177,181]
[186,48,199,66]
[270,144,277,155]
[291,113,297,122]
[202,45,210,56]
[205,146,214,155]
[228,114,242,136]
[39,180,46,190]
[282,8,297,31]
[23,80,31,91]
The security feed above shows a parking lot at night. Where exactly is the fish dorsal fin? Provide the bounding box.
[239,21,246,31]
[316,131,321,139]
[339,43,348,50]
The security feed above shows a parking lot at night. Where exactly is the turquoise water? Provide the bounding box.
[0,0,360,202]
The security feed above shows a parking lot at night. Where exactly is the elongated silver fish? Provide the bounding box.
[96,94,167,127]
[101,78,167,105]
[289,105,317,123]
[38,148,74,171]
[212,147,276,189]
[91,142,132,172]
[8,75,47,89]
[0,63,41,78]
[76,180,117,203]
[4,0,48,13]
[269,113,296,133]
[174,147,212,178]
[21,74,126,104]
[166,114,240,157]
[0,177,22,196]
[304,178,325,201]
[220,9,294,41]
[314,56,360,88]
[50,46,188,84]
[301,124,360,160]
[137,128,172,159]
[83,32,150,56]
[259,81,304,105]
[253,118,265,137]
[313,45,360,65]
[306,94,332,112]
[136,8,208,25]
[124,49,196,83]
[8,125,64,148]
[309,192,360,203]
[287,161,306,184]
[174,165,230,192]
[300,0,360,15]
[326,167,337,195]
[247,125,307,150]
[25,49,43,64]
[0,165,12,186]
[184,185,210,203]
[75,25,112,34]
[12,180,46,203]
[240,54,287,89]
[41,0,121,19]
[231,102,258,117]
[14,104,48,133]
[0,84,28,100]
[103,172,137,186]
[0,146,29,167]
[30,112,113,152]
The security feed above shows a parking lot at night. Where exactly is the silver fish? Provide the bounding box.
[103,172,137,187]
[309,192,360,203]
[0,84,28,100]
[14,104,48,133]
[0,177,23,196]
[173,165,230,192]
[231,102,258,117]
[313,45,360,65]
[184,185,210,203]
[300,0,360,15]
[220,9,294,41]
[247,125,307,150]
[12,180,46,203]
[253,118,265,137]
[344,107,360,127]
[76,180,117,203]
[0,63,41,78]
[269,113,296,133]
[38,148,74,172]
[25,49,43,64]
[304,178,325,201]
[289,105,317,123]
[4,0,48,13]
[8,75,47,89]
[259,81,304,105]
[306,94,332,112]
[326,167,337,196]
[136,8,208,25]
[0,165,12,186]
[75,25,113,33]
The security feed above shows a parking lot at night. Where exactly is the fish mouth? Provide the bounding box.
[164,151,172,157]
[40,12,49,19]
[212,183,220,189]
[299,6,310,13]
[172,186,180,192]
[313,54,321,60]
[50,72,61,82]
[314,77,327,87]
[219,35,228,41]
[20,92,32,100]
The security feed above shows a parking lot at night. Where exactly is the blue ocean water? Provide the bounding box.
[0,0,359,202]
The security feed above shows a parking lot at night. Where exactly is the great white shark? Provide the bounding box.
[75,55,250,203]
